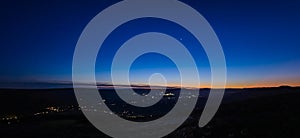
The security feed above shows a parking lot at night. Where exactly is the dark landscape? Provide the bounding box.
[0,86,299,137]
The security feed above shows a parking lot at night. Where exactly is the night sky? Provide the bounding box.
[1,0,300,88]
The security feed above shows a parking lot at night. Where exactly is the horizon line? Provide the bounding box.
[0,81,299,89]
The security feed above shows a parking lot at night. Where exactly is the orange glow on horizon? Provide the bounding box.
[154,82,300,89]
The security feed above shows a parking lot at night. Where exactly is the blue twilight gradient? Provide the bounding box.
[0,0,299,87]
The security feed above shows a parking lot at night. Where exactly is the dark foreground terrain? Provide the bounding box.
[0,87,299,137]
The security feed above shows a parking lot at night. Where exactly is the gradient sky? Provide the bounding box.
[0,0,300,88]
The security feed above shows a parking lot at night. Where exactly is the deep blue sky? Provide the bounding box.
[0,0,299,88]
